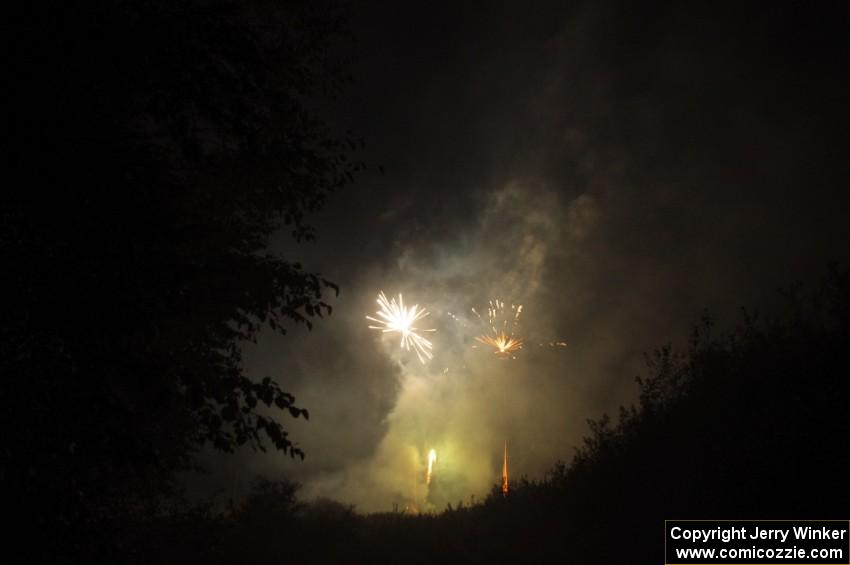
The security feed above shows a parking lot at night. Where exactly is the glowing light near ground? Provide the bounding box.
[367,291,435,364]
[472,299,524,357]
[426,449,437,486]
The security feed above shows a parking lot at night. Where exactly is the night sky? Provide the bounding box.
[190,2,850,512]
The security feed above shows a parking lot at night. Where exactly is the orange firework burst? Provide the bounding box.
[472,299,524,357]
[475,332,523,356]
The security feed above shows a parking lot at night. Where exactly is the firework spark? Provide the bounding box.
[472,299,524,357]
[367,291,435,364]
[426,449,437,486]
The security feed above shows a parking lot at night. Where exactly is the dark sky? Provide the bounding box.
[191,1,850,512]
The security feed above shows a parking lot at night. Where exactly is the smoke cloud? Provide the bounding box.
[188,1,850,512]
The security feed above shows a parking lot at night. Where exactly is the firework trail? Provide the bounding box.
[501,440,509,496]
[367,291,435,364]
[426,449,437,486]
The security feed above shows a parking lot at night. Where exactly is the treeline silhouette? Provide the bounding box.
[100,268,850,563]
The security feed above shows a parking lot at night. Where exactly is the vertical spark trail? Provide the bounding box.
[501,440,509,496]
[426,449,437,486]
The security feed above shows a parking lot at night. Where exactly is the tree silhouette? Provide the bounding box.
[2,0,361,557]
